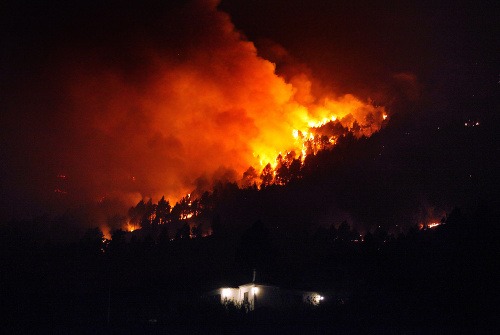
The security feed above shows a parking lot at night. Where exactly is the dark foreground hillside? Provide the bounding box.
[1,204,497,334]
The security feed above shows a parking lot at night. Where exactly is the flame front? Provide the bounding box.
[250,92,387,170]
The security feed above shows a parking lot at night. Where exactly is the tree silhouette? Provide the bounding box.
[242,166,259,188]
[108,229,127,258]
[141,199,156,227]
[211,214,222,237]
[260,163,274,188]
[288,157,302,181]
[171,195,193,221]
[176,222,191,239]
[191,223,203,239]
[155,196,171,225]
[199,191,214,212]
[275,153,292,185]
[158,225,170,244]
[80,227,105,255]
[128,200,146,226]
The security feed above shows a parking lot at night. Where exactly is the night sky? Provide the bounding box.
[1,0,498,230]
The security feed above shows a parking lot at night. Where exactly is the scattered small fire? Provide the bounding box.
[464,120,480,127]
[419,221,443,230]
[125,222,138,232]
[427,222,441,229]
[180,212,194,220]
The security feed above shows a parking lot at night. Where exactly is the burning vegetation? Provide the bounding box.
[118,106,388,237]
[3,0,494,244]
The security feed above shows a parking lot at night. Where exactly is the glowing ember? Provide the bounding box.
[181,213,194,220]
[464,120,480,127]
[427,222,441,229]
[126,222,138,232]
[419,222,444,230]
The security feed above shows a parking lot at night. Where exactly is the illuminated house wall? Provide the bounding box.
[207,283,325,310]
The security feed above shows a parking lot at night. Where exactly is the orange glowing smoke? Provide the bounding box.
[61,0,387,206]
[125,222,139,232]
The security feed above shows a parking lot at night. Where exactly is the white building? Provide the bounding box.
[206,282,325,311]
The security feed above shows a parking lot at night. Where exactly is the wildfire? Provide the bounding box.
[181,212,194,220]
[419,222,444,230]
[62,0,389,210]
[126,222,138,232]
[307,115,337,128]
[427,222,441,229]
[250,94,387,170]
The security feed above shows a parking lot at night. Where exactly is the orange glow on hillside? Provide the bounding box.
[248,92,386,170]
[126,222,138,232]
